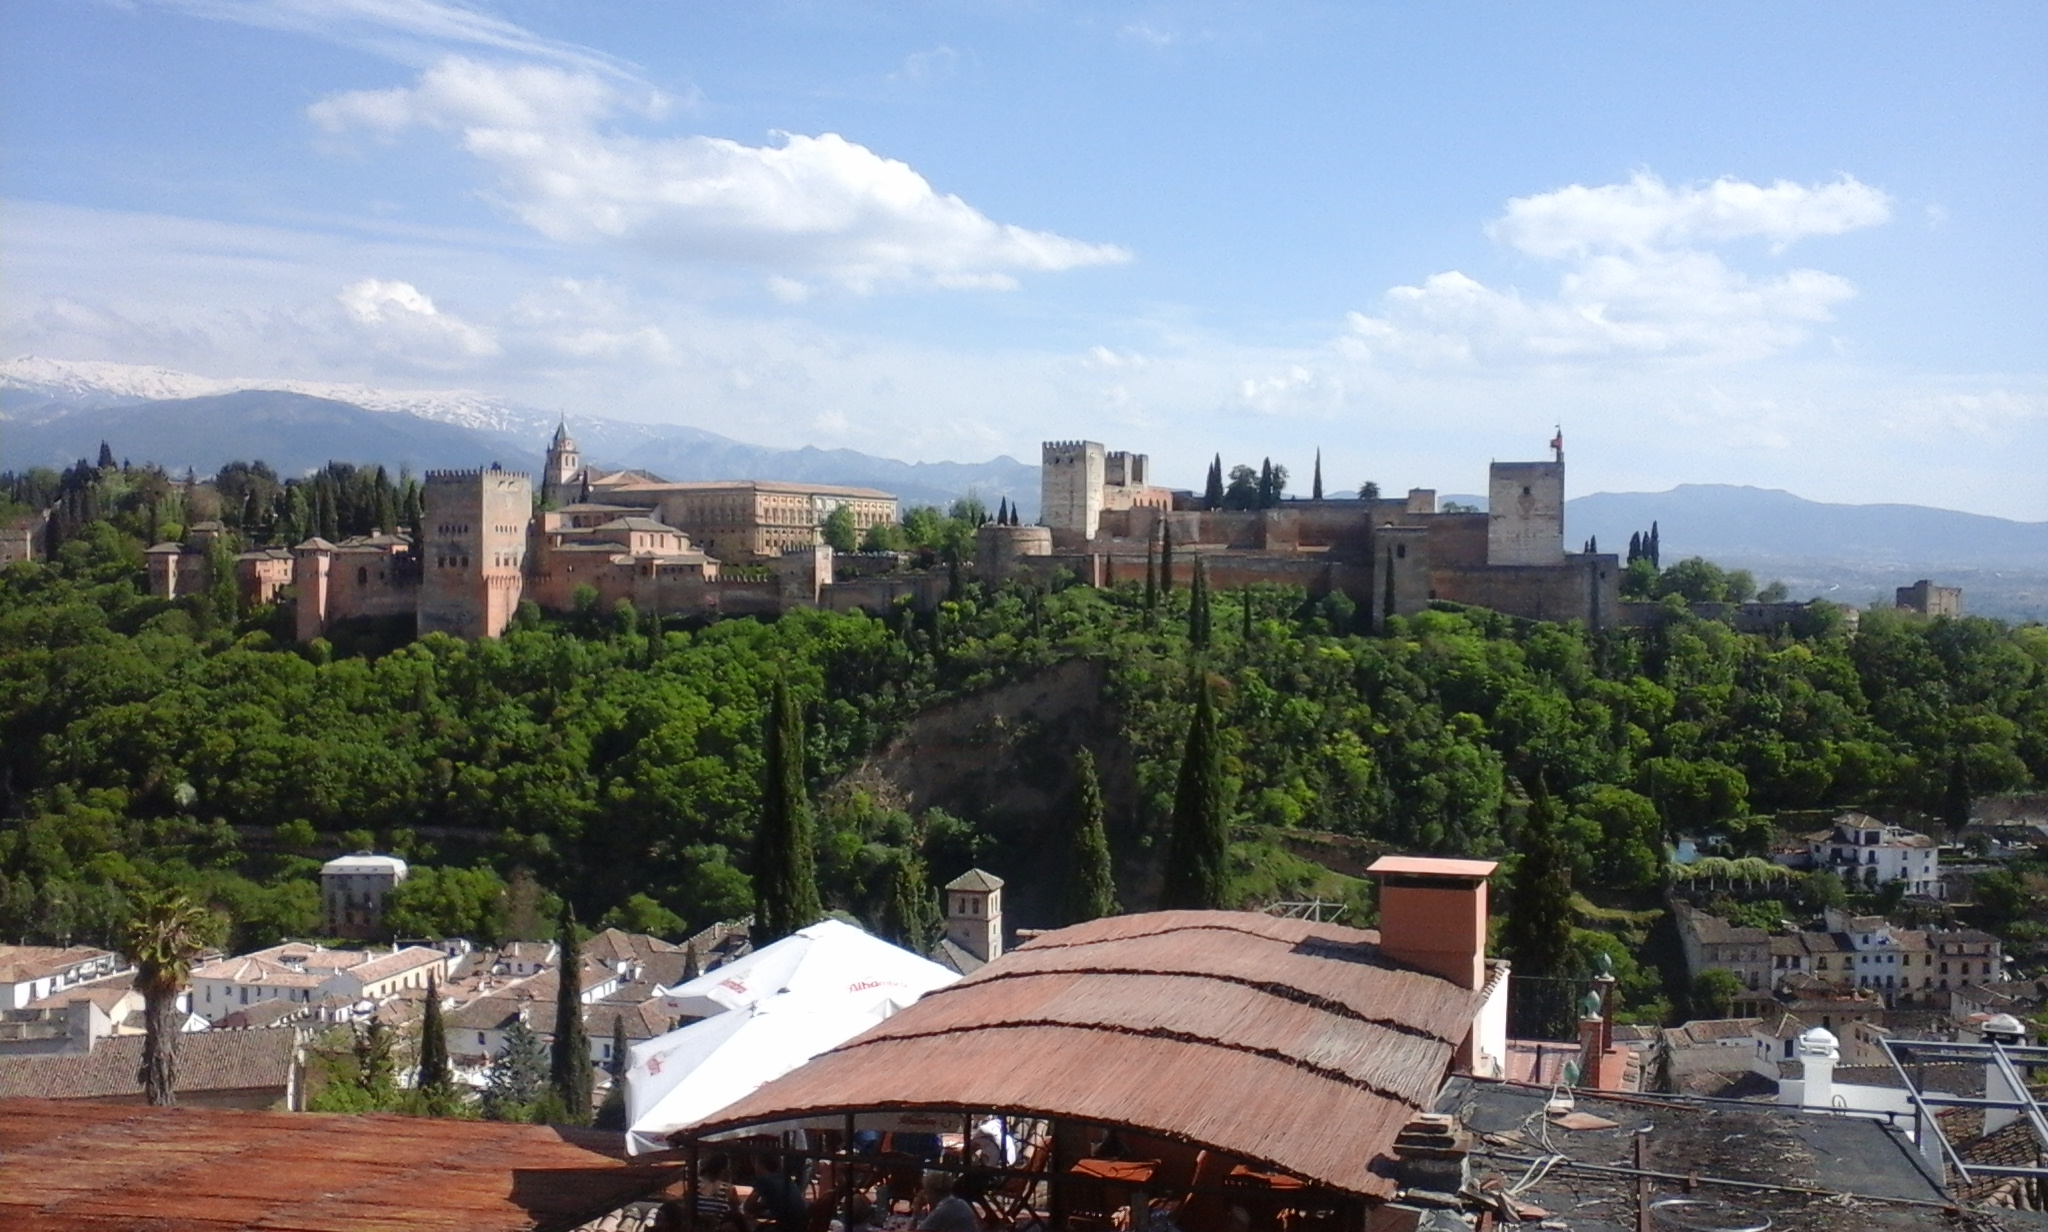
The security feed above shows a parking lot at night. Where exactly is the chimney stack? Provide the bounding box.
[1366,857,1499,991]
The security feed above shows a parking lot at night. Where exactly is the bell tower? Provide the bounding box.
[944,869,1005,965]
[541,420,582,508]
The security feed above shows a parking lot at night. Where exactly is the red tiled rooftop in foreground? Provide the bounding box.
[0,1098,681,1232]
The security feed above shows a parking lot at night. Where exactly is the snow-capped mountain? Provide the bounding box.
[0,355,543,436]
[0,356,1042,515]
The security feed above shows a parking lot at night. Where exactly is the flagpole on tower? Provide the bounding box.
[1550,424,1564,464]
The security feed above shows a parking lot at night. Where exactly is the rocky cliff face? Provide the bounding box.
[833,657,1156,925]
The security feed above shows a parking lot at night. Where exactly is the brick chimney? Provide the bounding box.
[1366,856,1499,991]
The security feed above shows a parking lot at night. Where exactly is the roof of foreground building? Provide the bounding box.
[0,1097,682,1232]
[690,910,1493,1200]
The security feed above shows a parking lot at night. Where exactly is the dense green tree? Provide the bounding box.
[1160,521,1175,593]
[1204,455,1224,509]
[1690,968,1743,1019]
[878,852,939,950]
[1188,557,1212,653]
[1162,676,1229,910]
[754,677,821,943]
[483,1021,549,1121]
[1505,779,1576,1037]
[385,865,508,942]
[1062,750,1118,924]
[821,506,859,553]
[594,1013,631,1130]
[549,903,593,1124]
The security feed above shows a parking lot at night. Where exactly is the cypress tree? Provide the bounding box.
[483,1021,548,1120]
[754,678,822,942]
[97,440,116,470]
[1143,540,1158,614]
[1505,777,1576,1037]
[1162,675,1229,910]
[1188,557,1212,652]
[1257,458,1273,508]
[549,902,592,1124]
[1627,531,1641,564]
[1311,450,1323,501]
[1063,750,1119,923]
[416,971,451,1097]
[880,853,939,951]
[1204,455,1225,509]
[1160,521,1175,594]
[1649,521,1661,569]
[1942,752,1973,836]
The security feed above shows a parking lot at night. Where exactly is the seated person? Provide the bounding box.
[696,1154,742,1227]
[745,1156,809,1232]
[915,1171,982,1232]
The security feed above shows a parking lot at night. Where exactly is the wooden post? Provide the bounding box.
[687,1139,701,1232]
[843,1114,857,1232]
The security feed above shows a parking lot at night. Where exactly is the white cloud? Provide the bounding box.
[891,46,961,83]
[1344,173,1883,368]
[1490,172,1892,258]
[134,0,636,76]
[338,277,499,362]
[310,57,1129,293]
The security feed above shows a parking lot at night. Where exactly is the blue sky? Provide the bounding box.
[4,2,2044,517]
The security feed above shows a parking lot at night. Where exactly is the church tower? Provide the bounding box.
[541,420,582,507]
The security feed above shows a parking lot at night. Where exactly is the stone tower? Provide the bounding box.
[1486,454,1565,567]
[419,467,531,640]
[541,420,582,508]
[1041,440,1106,544]
[943,868,1004,966]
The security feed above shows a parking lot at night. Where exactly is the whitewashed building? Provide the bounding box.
[1806,814,1943,897]
[191,943,449,1024]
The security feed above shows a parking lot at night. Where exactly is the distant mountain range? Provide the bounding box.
[5,357,2043,620]
[0,357,1040,516]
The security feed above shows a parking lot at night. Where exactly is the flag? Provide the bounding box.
[1549,429,1564,453]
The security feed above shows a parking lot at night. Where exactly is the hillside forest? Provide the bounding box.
[4,453,2047,1028]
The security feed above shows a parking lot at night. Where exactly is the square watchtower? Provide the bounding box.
[420,467,531,639]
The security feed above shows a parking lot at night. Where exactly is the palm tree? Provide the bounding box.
[124,889,215,1106]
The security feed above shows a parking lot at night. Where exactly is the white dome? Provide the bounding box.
[1795,1026,1839,1057]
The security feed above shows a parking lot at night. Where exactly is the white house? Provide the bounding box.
[1807,814,1943,897]
[191,943,449,1024]
[0,946,129,1011]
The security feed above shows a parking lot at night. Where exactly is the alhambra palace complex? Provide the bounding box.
[152,424,1627,638]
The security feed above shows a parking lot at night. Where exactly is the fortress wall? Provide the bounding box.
[1432,554,1620,627]
[1421,512,1490,569]
[821,573,949,615]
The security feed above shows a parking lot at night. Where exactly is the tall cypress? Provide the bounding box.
[1258,458,1273,508]
[416,971,451,1096]
[1188,557,1212,652]
[1160,521,1175,594]
[754,678,822,942]
[594,1013,630,1130]
[1144,540,1158,614]
[1204,455,1225,509]
[1505,777,1576,1037]
[1063,750,1119,924]
[1162,676,1229,910]
[1649,521,1661,569]
[1942,752,1973,836]
[880,853,938,951]
[1311,450,1323,501]
[549,904,593,1124]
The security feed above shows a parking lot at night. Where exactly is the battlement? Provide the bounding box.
[1042,440,1098,452]
[424,468,531,483]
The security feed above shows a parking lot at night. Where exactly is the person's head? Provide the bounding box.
[652,1200,690,1232]
[700,1153,729,1180]
[920,1171,952,1205]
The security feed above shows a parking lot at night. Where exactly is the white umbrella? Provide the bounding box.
[656,918,960,1020]
[624,989,912,1155]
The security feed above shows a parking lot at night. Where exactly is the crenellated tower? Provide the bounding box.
[419,467,531,639]
[1040,440,1106,544]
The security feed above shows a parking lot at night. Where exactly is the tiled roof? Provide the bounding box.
[944,868,1005,892]
[347,947,445,985]
[25,974,140,1014]
[0,1030,297,1100]
[0,946,117,985]
[0,1098,680,1232]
